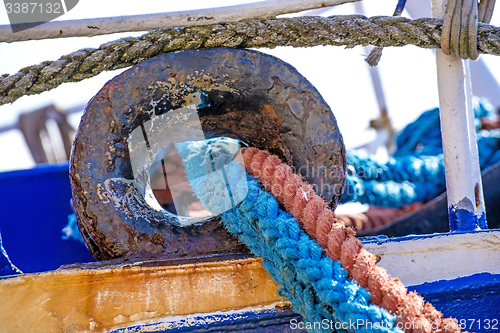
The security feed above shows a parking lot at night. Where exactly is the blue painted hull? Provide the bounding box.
[412,274,500,332]
[0,163,94,274]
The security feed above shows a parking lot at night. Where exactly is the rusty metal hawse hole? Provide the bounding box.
[70,48,346,261]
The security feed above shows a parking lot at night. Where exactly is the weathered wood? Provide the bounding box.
[0,257,283,332]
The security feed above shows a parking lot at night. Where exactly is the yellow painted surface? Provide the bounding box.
[0,257,283,332]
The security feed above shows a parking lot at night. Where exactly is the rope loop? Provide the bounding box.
[478,0,496,23]
[442,0,495,59]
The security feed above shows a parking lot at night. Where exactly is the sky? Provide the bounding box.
[0,0,500,172]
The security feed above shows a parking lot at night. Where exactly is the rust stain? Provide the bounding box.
[474,183,481,208]
[260,104,281,126]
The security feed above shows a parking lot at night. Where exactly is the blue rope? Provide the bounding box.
[176,138,400,333]
[343,153,445,206]
[394,97,496,158]
[341,98,500,207]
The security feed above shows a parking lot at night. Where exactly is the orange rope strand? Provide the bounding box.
[241,147,460,333]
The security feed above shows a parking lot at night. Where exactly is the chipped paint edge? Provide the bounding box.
[362,230,500,286]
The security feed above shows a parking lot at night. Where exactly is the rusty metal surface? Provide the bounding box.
[70,48,345,260]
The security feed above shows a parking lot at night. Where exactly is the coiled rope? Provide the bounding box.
[340,99,500,207]
[2,14,500,106]
[2,6,493,330]
[342,153,445,207]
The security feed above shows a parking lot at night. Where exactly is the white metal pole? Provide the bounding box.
[431,0,484,231]
[465,62,487,228]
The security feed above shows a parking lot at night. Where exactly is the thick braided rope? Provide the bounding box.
[365,0,408,66]
[2,14,500,105]
[241,147,461,333]
[176,139,399,333]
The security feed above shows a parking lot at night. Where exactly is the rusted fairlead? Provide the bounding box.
[69,48,346,261]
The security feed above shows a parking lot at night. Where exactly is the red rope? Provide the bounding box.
[336,204,424,234]
[241,147,461,333]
